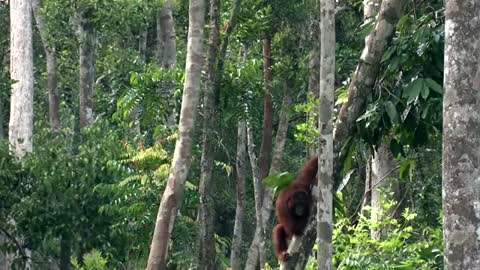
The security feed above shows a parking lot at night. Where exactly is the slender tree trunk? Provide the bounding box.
[139,26,148,60]
[9,0,33,158]
[442,0,480,268]
[245,120,267,270]
[308,16,320,158]
[245,84,292,270]
[32,0,60,132]
[317,0,335,269]
[75,7,96,129]
[370,143,399,239]
[230,120,246,270]
[146,0,206,268]
[258,37,273,183]
[333,0,405,187]
[156,0,176,68]
[198,0,220,268]
[245,36,274,270]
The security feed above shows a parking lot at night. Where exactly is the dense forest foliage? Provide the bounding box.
[2,0,479,269]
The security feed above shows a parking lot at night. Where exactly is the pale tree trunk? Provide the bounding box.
[245,36,274,270]
[198,0,219,268]
[245,120,267,270]
[442,0,480,268]
[333,0,405,185]
[146,0,206,268]
[9,0,33,158]
[75,7,96,129]
[245,85,292,270]
[139,26,148,60]
[317,0,335,269]
[230,120,246,270]
[370,143,399,239]
[32,0,60,132]
[156,0,176,68]
[363,0,381,20]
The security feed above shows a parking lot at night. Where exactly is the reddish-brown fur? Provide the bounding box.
[272,156,318,261]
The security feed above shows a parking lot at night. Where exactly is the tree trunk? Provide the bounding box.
[317,0,335,269]
[308,16,320,158]
[75,8,96,129]
[258,37,274,183]
[363,0,381,20]
[198,0,220,268]
[245,120,267,270]
[333,0,405,187]
[245,85,292,270]
[9,0,33,158]
[32,0,61,132]
[146,0,206,268]
[139,26,148,60]
[245,35,274,270]
[370,143,399,239]
[442,0,480,268]
[230,120,247,270]
[156,0,176,68]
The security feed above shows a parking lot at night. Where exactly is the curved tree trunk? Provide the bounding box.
[146,0,206,268]
[333,0,405,188]
[442,0,480,268]
[230,120,247,270]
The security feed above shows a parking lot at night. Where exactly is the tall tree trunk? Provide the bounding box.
[32,0,60,132]
[230,120,246,270]
[75,7,96,129]
[245,85,292,270]
[9,0,33,158]
[442,0,480,268]
[139,26,148,60]
[370,143,399,239]
[308,16,320,158]
[146,0,206,268]
[156,0,176,68]
[333,0,405,187]
[258,37,273,183]
[245,35,274,270]
[317,0,335,269]
[198,0,220,268]
[245,120,267,270]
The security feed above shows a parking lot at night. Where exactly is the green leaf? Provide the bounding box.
[403,79,423,104]
[263,172,295,190]
[425,78,443,94]
[385,101,400,125]
[421,81,430,99]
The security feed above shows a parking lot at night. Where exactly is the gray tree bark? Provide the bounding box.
[32,0,60,132]
[198,0,220,268]
[245,86,292,270]
[442,0,480,268]
[146,0,206,268]
[156,0,176,68]
[370,143,399,239]
[75,7,96,129]
[317,0,335,269]
[333,0,405,186]
[9,0,34,158]
[245,119,267,270]
[230,120,247,270]
[363,0,381,20]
